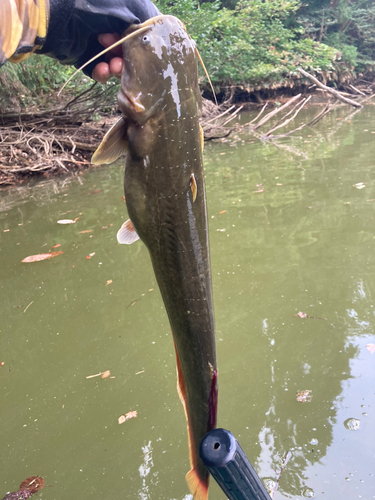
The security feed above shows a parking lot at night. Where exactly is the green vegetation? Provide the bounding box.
[155,0,337,88]
[1,0,374,109]
[296,0,375,69]
[0,56,91,112]
[156,0,375,88]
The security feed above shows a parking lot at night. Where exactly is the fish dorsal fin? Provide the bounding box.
[117,219,140,244]
[91,117,128,165]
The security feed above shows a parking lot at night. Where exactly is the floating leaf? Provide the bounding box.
[118,411,138,424]
[52,244,61,249]
[366,343,375,354]
[253,189,264,193]
[22,251,63,263]
[296,390,312,402]
[101,370,111,379]
[79,230,92,234]
[20,476,45,493]
[57,219,76,224]
[106,280,113,286]
[219,210,227,214]
[86,252,95,259]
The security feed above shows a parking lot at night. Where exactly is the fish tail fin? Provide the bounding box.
[186,468,209,500]
[186,467,208,500]
[174,341,210,499]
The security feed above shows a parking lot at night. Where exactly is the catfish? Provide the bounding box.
[92,15,218,500]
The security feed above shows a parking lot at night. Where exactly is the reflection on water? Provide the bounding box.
[1,104,375,499]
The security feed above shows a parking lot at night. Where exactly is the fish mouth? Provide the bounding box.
[118,90,145,114]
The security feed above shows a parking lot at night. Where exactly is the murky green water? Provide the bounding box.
[1,104,375,500]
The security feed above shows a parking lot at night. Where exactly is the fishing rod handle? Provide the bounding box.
[200,428,272,500]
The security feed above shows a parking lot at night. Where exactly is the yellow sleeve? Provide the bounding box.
[0,0,49,65]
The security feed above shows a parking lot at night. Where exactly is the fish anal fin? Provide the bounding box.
[174,340,209,499]
[91,117,128,165]
[117,219,140,244]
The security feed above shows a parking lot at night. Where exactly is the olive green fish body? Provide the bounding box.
[92,16,217,499]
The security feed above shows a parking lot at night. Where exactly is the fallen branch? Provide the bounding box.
[349,84,366,96]
[298,68,362,108]
[252,94,302,130]
[263,96,311,138]
[307,99,338,127]
[221,105,244,127]
[202,105,236,127]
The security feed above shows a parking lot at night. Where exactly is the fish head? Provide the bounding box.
[118,15,201,123]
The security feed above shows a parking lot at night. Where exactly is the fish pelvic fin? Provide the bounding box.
[91,117,128,165]
[199,124,205,153]
[117,219,140,244]
[174,341,210,499]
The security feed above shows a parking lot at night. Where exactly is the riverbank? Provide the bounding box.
[1,73,374,187]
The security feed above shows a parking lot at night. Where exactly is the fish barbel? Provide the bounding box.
[92,15,218,500]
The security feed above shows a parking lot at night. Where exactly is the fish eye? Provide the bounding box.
[142,34,151,45]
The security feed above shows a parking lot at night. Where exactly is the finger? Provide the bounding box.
[98,33,120,48]
[109,57,123,77]
[98,33,123,57]
[92,62,110,84]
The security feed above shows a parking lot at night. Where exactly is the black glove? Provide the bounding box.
[39,0,160,77]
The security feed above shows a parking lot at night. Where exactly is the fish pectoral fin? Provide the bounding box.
[91,117,128,165]
[190,173,198,202]
[117,219,140,244]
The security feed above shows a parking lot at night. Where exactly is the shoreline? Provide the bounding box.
[1,76,374,188]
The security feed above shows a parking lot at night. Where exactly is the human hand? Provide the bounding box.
[92,34,124,84]
[38,0,160,78]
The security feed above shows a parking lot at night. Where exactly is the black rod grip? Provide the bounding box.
[200,428,272,500]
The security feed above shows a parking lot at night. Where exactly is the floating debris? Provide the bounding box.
[296,390,312,402]
[344,418,360,431]
[2,476,44,500]
[86,370,111,379]
[118,411,138,424]
[293,312,327,320]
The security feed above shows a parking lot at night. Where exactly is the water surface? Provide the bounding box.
[1,103,375,499]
